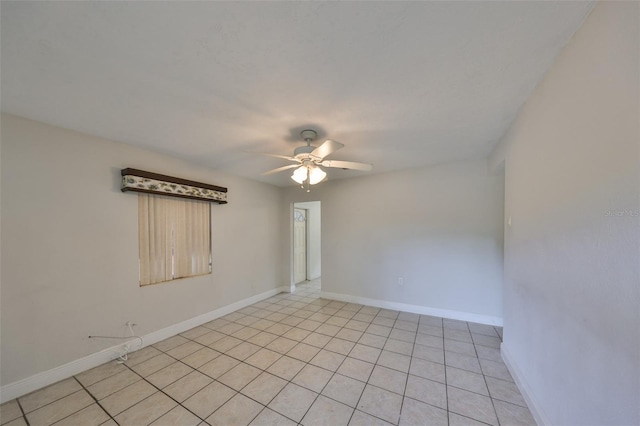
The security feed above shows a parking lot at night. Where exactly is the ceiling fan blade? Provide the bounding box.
[262,164,300,176]
[245,151,298,162]
[263,153,298,161]
[310,139,344,160]
[321,160,373,171]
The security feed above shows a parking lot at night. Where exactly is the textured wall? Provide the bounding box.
[284,159,505,323]
[501,2,640,424]
[1,114,285,385]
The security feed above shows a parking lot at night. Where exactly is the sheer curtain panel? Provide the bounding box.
[138,194,211,286]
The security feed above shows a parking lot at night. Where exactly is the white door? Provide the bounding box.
[293,208,307,284]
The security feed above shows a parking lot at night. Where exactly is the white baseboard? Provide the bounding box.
[0,285,289,403]
[501,343,548,426]
[319,291,503,326]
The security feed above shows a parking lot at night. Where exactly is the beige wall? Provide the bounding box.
[500,2,639,424]
[0,114,285,386]
[284,159,505,323]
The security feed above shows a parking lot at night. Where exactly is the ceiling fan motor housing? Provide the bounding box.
[295,129,320,160]
[300,129,317,142]
[294,145,317,158]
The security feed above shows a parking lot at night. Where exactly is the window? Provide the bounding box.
[138,193,211,286]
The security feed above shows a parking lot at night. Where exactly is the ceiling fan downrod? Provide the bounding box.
[300,129,317,145]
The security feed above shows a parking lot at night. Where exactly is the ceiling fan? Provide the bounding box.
[260,129,373,191]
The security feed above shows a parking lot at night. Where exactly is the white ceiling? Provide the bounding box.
[1,1,593,186]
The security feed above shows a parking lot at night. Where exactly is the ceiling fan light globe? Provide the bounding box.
[309,166,327,185]
[291,166,308,184]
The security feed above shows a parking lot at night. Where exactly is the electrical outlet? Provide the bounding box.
[398,277,404,286]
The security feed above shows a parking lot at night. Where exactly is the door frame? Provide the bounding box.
[293,207,308,284]
[289,201,321,291]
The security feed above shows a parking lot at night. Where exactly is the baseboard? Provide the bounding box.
[501,343,548,426]
[0,343,134,405]
[319,291,503,326]
[0,285,289,403]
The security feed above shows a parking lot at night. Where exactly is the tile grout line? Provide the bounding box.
[240,296,380,425]
[266,296,451,425]
[133,343,273,424]
[235,293,388,425]
[15,397,30,426]
[343,310,394,425]
[15,288,311,426]
[16,383,103,426]
[441,316,451,426]
[231,290,344,425]
[85,341,210,423]
[71,376,118,426]
[293,300,518,411]
[233,285,512,424]
[16,282,519,426]
[412,310,496,426]
[141,292,349,425]
[120,360,208,424]
[469,320,502,426]
[390,313,404,425]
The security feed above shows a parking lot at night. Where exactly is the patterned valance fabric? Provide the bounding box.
[121,168,227,204]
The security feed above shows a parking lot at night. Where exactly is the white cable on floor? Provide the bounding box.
[88,322,143,363]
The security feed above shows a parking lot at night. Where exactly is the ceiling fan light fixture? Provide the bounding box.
[291,165,308,184]
[259,128,372,190]
[309,166,326,185]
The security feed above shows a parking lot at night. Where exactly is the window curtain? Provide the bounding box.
[173,197,211,279]
[138,194,211,285]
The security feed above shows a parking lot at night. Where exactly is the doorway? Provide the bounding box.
[292,201,321,288]
[293,208,307,284]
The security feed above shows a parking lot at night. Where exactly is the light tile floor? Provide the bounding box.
[1,280,536,426]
